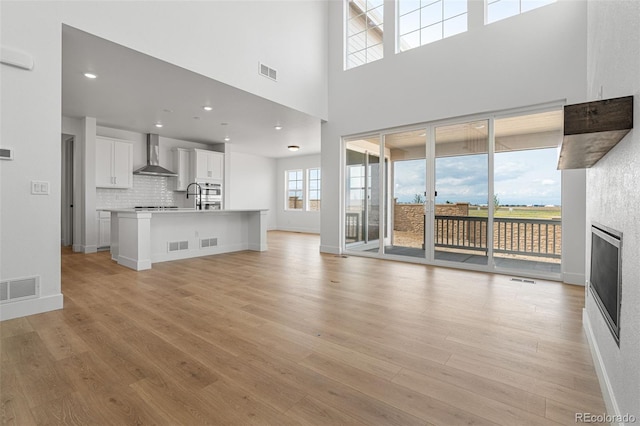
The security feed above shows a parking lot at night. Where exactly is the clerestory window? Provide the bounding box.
[486,0,556,24]
[345,0,384,69]
[397,0,468,52]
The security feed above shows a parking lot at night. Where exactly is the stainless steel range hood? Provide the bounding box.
[133,134,178,177]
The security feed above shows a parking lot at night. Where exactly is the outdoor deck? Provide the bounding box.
[379,246,561,274]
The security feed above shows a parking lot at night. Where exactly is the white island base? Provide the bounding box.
[109,209,268,271]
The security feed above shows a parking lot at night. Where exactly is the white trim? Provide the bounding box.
[0,294,63,321]
[83,244,98,254]
[563,271,585,286]
[320,244,341,255]
[118,255,151,271]
[582,308,623,426]
[277,226,320,234]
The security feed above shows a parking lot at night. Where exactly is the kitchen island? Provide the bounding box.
[106,208,268,271]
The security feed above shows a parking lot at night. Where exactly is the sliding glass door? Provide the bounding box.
[382,129,427,258]
[434,120,489,266]
[345,138,382,251]
[492,110,562,274]
[343,106,562,279]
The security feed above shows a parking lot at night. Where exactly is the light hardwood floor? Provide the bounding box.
[1,231,606,425]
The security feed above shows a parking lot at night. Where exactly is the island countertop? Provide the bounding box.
[106,208,268,271]
[101,208,268,214]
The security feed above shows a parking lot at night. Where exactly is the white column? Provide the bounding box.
[117,212,152,271]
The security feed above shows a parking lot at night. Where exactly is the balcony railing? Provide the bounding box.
[434,215,561,259]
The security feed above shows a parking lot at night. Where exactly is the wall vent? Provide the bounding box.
[0,276,39,303]
[200,237,218,248]
[0,148,13,160]
[259,62,277,82]
[510,277,536,284]
[168,240,189,252]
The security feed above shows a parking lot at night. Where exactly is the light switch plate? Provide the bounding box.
[31,180,50,195]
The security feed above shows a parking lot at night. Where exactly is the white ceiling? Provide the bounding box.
[62,25,321,158]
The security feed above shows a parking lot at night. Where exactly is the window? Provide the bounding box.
[286,170,304,210]
[307,168,321,211]
[398,0,467,52]
[346,0,384,69]
[285,168,321,212]
[486,0,556,24]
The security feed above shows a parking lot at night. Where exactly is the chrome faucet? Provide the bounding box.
[186,182,202,210]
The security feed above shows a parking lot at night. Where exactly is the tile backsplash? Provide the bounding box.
[96,175,191,209]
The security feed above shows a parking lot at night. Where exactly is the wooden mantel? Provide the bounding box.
[557,96,633,169]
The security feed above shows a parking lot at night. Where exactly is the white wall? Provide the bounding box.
[59,0,328,120]
[321,0,588,269]
[226,149,278,231]
[1,2,63,320]
[1,0,327,319]
[584,0,640,420]
[277,154,321,234]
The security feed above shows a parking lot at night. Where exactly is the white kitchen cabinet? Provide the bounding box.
[97,211,111,248]
[96,136,133,188]
[191,149,223,182]
[172,147,191,191]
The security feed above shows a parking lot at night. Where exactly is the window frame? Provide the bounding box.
[345,0,385,70]
[485,0,556,25]
[285,169,304,211]
[307,168,321,212]
[396,0,468,53]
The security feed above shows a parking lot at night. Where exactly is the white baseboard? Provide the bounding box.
[319,245,341,255]
[582,308,623,426]
[74,244,97,254]
[118,255,151,271]
[0,294,64,321]
[276,226,320,234]
[563,271,585,286]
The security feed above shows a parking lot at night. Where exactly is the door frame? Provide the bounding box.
[340,101,565,281]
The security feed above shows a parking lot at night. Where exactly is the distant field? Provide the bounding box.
[467,206,561,219]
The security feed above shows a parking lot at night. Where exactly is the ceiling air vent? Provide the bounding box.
[259,62,277,82]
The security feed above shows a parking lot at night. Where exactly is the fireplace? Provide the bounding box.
[589,223,622,345]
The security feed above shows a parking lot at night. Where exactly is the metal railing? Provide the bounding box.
[494,217,561,258]
[434,216,561,258]
[434,216,487,252]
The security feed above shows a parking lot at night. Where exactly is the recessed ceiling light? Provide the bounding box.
[224,136,231,142]
[287,145,300,151]
[163,109,173,113]
[275,125,283,130]
[221,122,228,126]
[203,106,213,111]
[193,116,201,120]
[83,72,97,79]
[155,123,163,128]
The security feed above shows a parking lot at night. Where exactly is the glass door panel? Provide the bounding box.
[434,120,489,266]
[383,129,427,258]
[345,137,382,252]
[493,110,562,274]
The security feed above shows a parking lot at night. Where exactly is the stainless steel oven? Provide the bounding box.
[198,182,222,210]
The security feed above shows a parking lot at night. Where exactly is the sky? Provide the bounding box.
[394,147,561,206]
